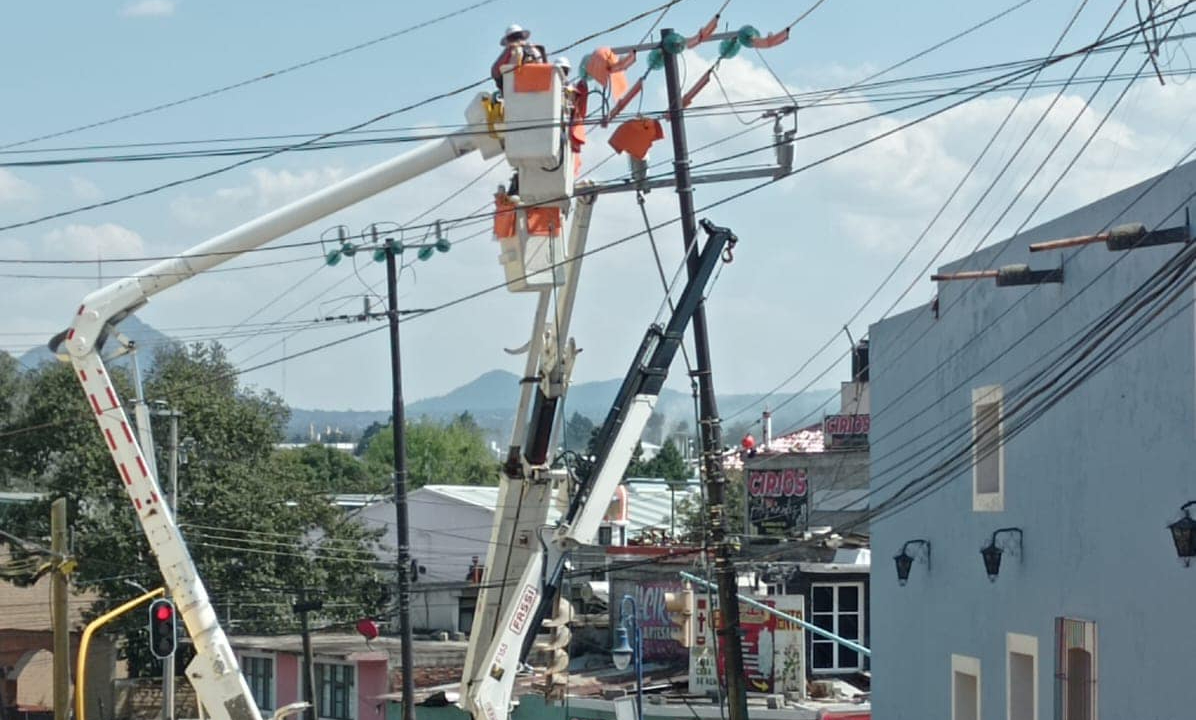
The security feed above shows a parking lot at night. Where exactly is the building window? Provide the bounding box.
[315,662,355,720]
[241,655,274,711]
[972,385,1004,511]
[598,525,613,546]
[952,654,981,720]
[1007,633,1037,720]
[810,582,863,673]
[1055,618,1097,720]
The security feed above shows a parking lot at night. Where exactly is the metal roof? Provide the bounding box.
[403,483,701,539]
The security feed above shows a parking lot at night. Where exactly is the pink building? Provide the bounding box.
[228,634,463,720]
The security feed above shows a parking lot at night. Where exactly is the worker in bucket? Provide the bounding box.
[491,23,546,91]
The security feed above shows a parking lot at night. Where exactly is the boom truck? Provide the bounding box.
[54,52,742,720]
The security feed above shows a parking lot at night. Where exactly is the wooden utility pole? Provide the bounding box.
[51,498,70,720]
[294,590,323,720]
[384,240,417,720]
[659,28,749,720]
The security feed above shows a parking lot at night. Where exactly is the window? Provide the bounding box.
[1055,618,1097,720]
[1007,633,1038,720]
[598,525,613,546]
[972,385,1004,511]
[810,582,863,672]
[242,655,274,711]
[951,654,981,720]
[315,662,355,720]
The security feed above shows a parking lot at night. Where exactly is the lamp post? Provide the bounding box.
[611,595,643,720]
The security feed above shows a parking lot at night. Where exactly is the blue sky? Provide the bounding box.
[2,0,1194,415]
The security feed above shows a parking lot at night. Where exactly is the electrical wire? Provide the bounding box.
[0,0,505,151]
[0,0,689,234]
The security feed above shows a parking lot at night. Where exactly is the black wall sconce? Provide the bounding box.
[1168,501,1196,566]
[980,527,1023,582]
[894,539,931,586]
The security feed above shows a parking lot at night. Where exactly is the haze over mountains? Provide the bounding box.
[13,318,838,444]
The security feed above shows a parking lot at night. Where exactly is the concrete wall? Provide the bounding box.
[357,659,389,720]
[869,162,1196,718]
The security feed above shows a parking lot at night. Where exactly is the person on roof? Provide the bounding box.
[491,24,547,91]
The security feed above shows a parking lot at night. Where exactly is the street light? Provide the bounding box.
[1167,500,1196,566]
[611,595,643,720]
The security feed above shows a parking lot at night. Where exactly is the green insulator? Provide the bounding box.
[647,48,664,71]
[718,37,740,59]
[435,237,451,253]
[418,246,435,261]
[373,247,387,263]
[578,54,591,80]
[341,242,357,258]
[662,31,686,55]
[325,249,342,266]
[738,25,761,48]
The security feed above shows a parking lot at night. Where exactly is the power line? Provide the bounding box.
[0,0,505,151]
[0,0,688,234]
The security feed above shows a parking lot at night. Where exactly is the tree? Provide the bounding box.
[641,440,690,485]
[280,444,382,494]
[3,343,387,675]
[674,468,745,543]
[362,414,500,488]
[563,411,595,452]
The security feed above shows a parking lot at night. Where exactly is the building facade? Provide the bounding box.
[869,164,1196,719]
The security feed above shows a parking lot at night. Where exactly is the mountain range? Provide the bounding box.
[289,369,839,445]
[11,317,839,444]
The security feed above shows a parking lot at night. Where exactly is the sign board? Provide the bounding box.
[689,593,806,698]
[746,468,809,536]
[823,414,870,447]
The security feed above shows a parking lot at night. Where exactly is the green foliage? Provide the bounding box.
[2,343,387,676]
[363,412,499,488]
[674,469,745,543]
[563,411,594,452]
[640,440,690,484]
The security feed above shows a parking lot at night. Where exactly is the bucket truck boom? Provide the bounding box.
[54,58,583,720]
[462,219,738,720]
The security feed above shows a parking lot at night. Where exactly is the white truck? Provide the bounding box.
[55,57,738,720]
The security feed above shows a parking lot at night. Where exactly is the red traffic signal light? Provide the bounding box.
[148,598,177,659]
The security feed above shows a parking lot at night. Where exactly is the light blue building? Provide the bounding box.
[868,163,1196,720]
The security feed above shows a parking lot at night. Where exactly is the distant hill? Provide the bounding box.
[287,369,840,444]
[18,315,174,370]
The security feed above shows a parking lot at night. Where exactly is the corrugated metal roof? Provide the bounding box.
[405,483,700,539]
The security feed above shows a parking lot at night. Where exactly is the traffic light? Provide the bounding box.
[534,595,573,697]
[148,598,177,659]
[664,584,694,648]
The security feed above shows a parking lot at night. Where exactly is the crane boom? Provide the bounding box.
[463,220,737,720]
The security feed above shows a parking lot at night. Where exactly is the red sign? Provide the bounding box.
[823,414,870,436]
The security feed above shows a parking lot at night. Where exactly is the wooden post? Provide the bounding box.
[51,498,70,720]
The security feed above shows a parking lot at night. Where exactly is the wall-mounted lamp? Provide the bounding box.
[980,528,1023,582]
[1168,501,1196,566]
[893,539,931,586]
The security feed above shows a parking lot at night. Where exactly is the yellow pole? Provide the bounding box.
[76,587,165,720]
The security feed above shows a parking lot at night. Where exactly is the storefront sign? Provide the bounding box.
[746,468,808,536]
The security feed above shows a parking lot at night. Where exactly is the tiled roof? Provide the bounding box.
[724,424,826,470]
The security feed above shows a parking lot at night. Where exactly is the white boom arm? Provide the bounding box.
[59,96,503,720]
[464,222,738,720]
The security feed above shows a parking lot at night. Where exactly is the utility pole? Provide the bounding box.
[384,238,417,720]
[660,28,749,720]
[294,590,323,720]
[51,498,69,720]
[151,404,183,720]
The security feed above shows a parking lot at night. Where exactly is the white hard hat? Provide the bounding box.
[501,24,530,46]
[554,56,572,71]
